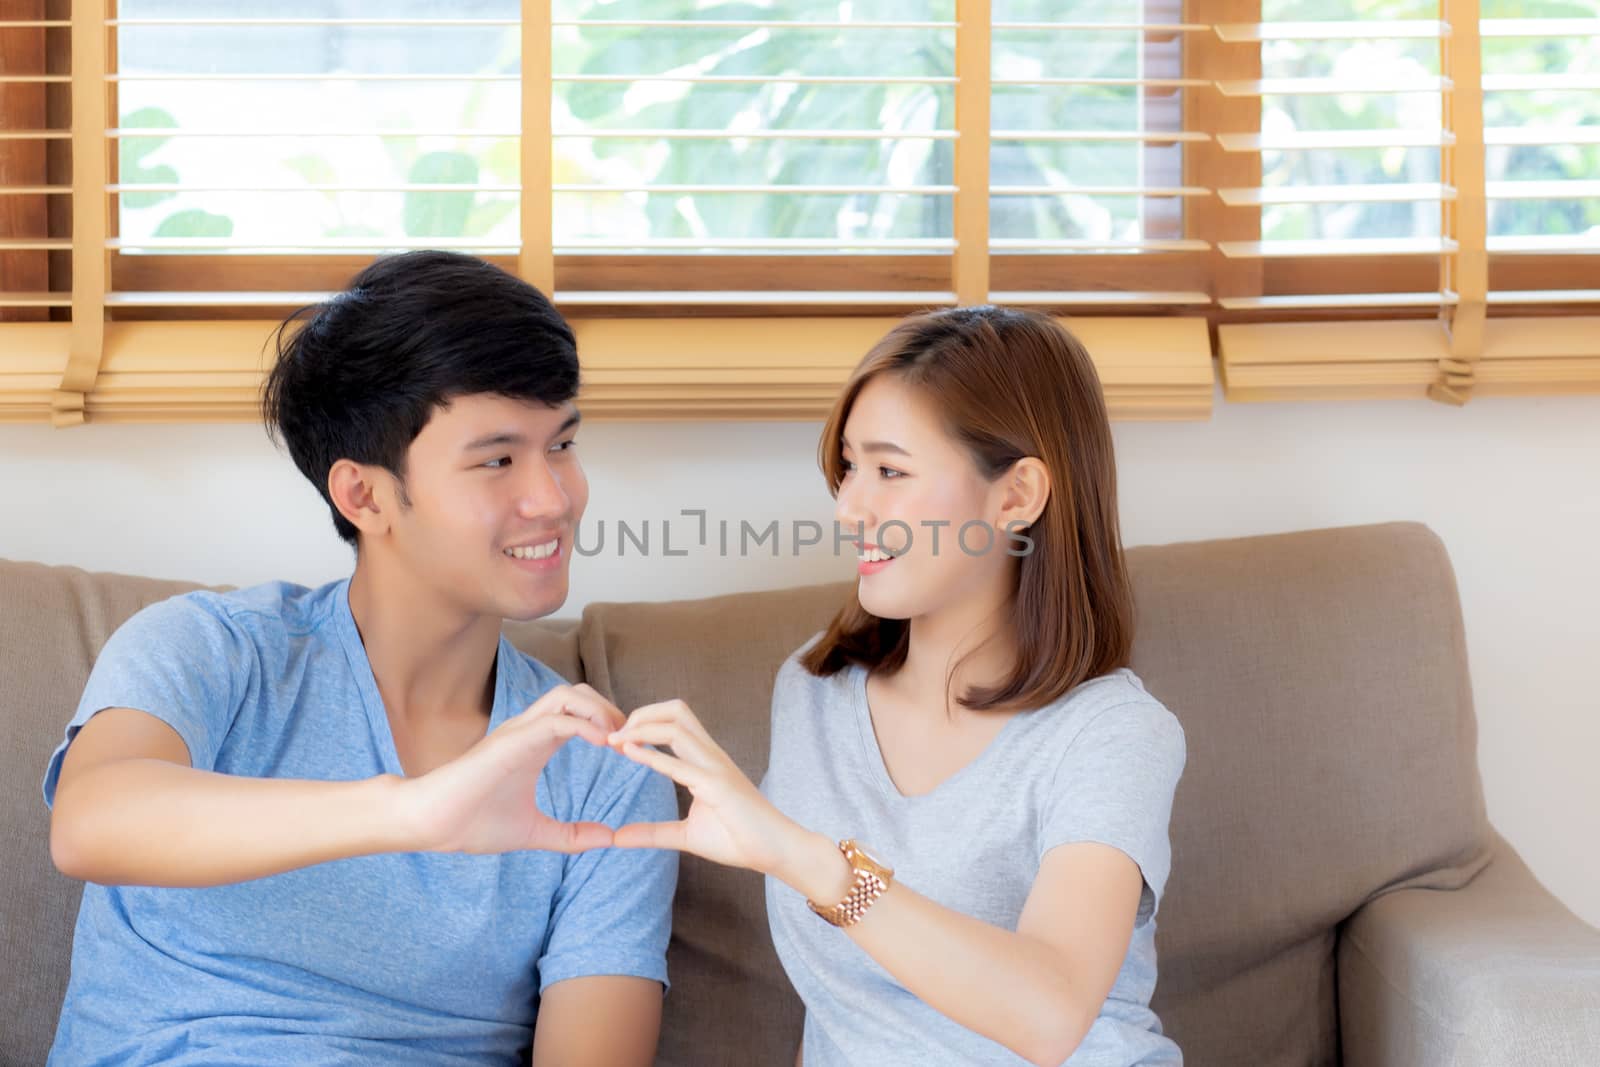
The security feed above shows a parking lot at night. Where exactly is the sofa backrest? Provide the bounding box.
[1,563,211,1067]
[1,522,1495,1067]
[579,522,1494,1067]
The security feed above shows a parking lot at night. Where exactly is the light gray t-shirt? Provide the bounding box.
[760,649,1186,1066]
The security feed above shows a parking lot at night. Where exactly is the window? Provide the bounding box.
[1,0,1594,425]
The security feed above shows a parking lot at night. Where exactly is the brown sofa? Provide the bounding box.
[3,522,1597,1066]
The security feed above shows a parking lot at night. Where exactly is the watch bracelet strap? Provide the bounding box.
[806,843,890,927]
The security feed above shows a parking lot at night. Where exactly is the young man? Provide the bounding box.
[41,251,678,1066]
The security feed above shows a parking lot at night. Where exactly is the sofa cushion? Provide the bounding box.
[1131,522,1492,1064]
[0,560,579,1067]
[578,582,850,1067]
[579,522,1494,1067]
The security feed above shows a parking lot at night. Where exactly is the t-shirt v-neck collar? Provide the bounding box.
[849,665,1029,803]
[332,578,511,778]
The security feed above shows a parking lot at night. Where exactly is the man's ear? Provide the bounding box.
[327,460,399,539]
[997,457,1051,531]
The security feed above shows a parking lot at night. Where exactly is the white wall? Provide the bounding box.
[2,391,1597,928]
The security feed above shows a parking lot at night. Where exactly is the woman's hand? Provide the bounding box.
[606,700,810,876]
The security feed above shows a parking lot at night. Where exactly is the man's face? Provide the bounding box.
[384,393,588,622]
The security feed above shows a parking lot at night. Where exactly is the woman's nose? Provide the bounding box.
[835,479,875,532]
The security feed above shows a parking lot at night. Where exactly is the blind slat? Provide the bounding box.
[556,129,958,140]
[109,183,521,193]
[110,73,521,82]
[1218,130,1455,150]
[1485,128,1600,147]
[1218,237,1459,258]
[0,292,74,307]
[1218,183,1455,205]
[1488,291,1600,304]
[1219,292,1457,310]
[990,291,1212,306]
[557,184,957,194]
[1215,76,1451,96]
[553,74,959,84]
[109,18,519,26]
[992,130,1207,143]
[552,20,955,30]
[1482,74,1600,92]
[0,238,74,250]
[554,290,959,306]
[991,22,1204,32]
[992,185,1208,197]
[991,239,1210,252]
[1488,236,1600,254]
[992,77,1205,87]
[1480,18,1600,37]
[1214,20,1449,42]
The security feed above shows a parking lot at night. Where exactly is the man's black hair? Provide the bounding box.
[262,250,579,546]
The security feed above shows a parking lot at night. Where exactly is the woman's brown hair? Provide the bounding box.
[799,305,1134,712]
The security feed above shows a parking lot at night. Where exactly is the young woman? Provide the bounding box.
[609,306,1186,1066]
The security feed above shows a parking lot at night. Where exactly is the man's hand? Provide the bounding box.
[402,684,625,855]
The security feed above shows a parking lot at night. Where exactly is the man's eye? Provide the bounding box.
[483,456,512,469]
[549,439,577,453]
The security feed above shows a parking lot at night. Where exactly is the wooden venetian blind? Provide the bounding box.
[1215,0,1599,403]
[1,1,1593,427]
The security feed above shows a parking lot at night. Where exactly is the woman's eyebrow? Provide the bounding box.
[842,434,911,457]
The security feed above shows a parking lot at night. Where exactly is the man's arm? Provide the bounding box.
[50,707,404,886]
[50,684,625,887]
[529,976,663,1067]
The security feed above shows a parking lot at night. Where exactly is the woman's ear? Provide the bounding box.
[327,459,396,539]
[997,457,1051,531]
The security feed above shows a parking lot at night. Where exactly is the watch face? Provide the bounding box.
[850,841,890,872]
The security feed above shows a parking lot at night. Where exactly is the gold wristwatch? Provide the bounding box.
[807,839,894,927]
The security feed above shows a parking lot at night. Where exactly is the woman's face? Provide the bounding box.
[835,375,1019,624]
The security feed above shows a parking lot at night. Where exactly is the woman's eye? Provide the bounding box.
[840,459,856,474]
[879,467,905,479]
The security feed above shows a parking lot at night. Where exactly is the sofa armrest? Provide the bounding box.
[1338,834,1600,1067]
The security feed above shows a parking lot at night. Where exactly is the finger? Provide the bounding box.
[517,686,625,733]
[618,741,710,792]
[622,699,715,747]
[540,820,615,854]
[612,820,690,851]
[607,721,715,766]
[545,714,613,749]
[620,699,694,728]
[617,703,732,770]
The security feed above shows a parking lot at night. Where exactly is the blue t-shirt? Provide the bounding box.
[40,579,678,1067]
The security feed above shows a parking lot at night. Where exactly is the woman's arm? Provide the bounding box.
[609,701,1145,1067]
[779,832,1140,1066]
